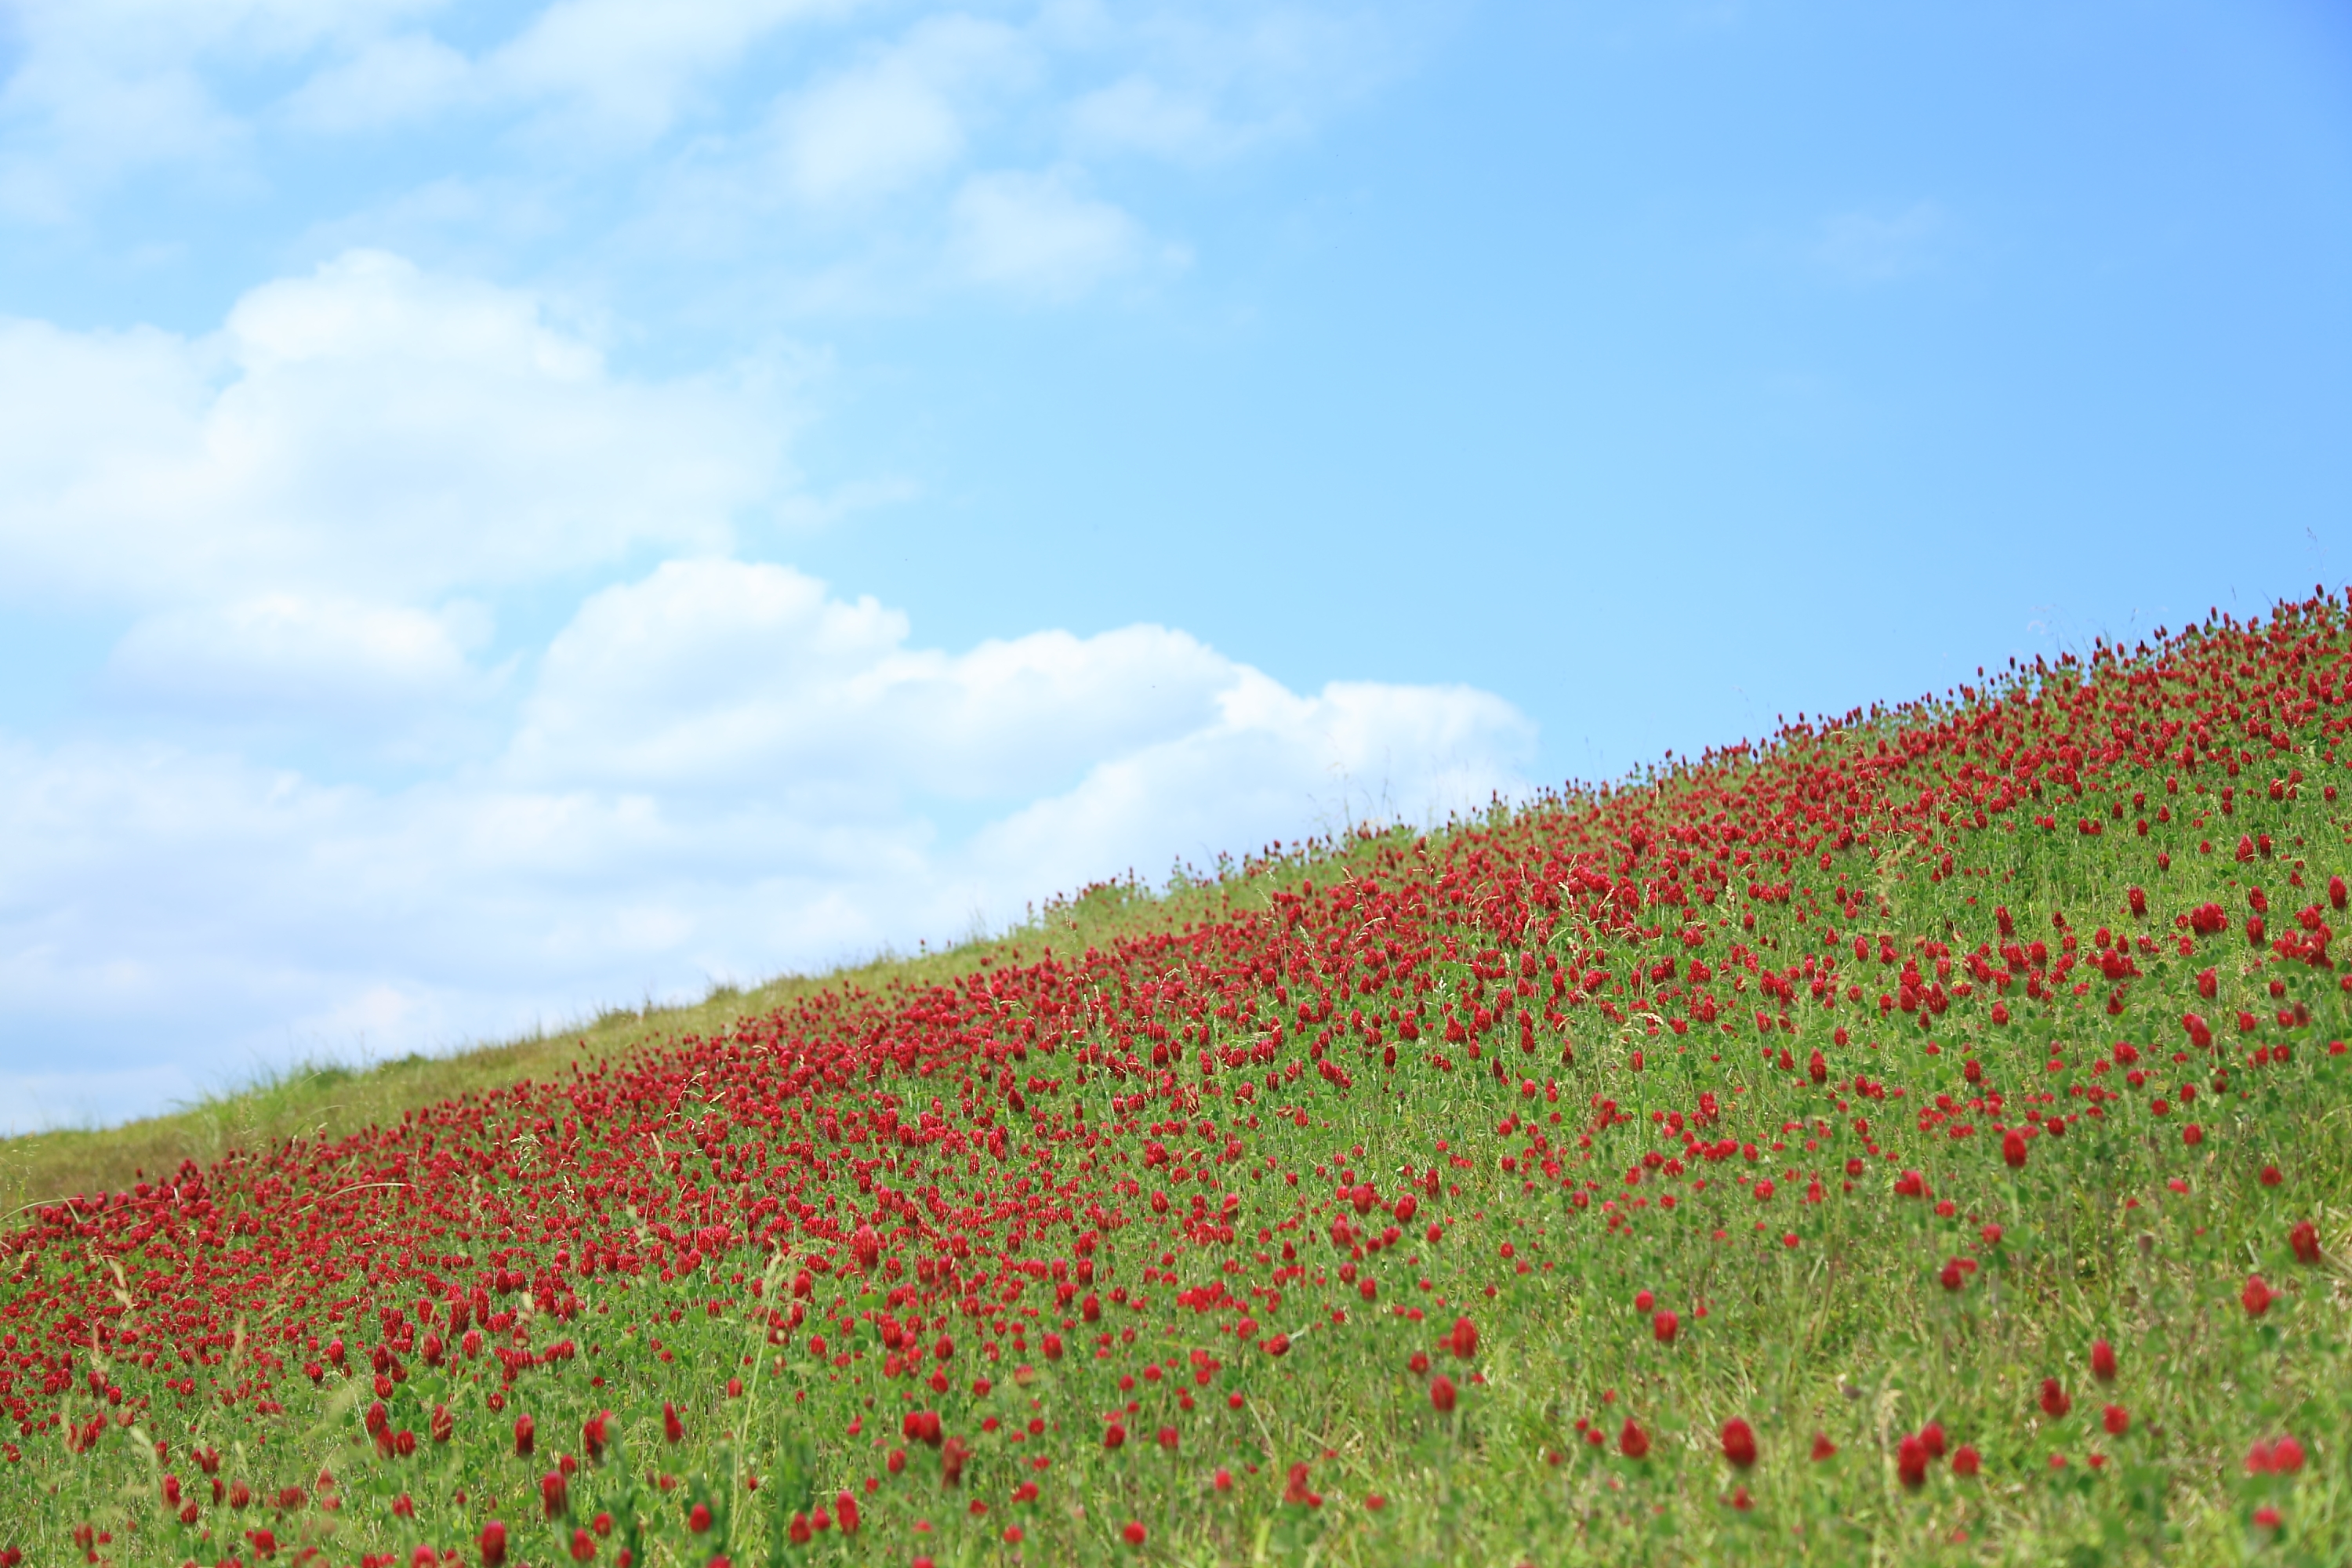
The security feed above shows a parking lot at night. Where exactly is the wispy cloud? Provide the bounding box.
[281,33,474,132]
[1813,201,1949,283]
[105,595,503,722]
[1060,5,1412,165]
[485,0,858,148]
[767,15,1032,207]
[947,167,1182,298]
[0,0,434,216]
[2,1,1412,315]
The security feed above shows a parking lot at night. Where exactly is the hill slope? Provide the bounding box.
[3,594,2350,1566]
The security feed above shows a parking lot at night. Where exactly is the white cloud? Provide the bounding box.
[0,0,858,203]
[969,670,1535,894]
[0,60,247,222]
[4,0,1418,327]
[1057,5,1414,165]
[0,562,1534,1130]
[281,33,473,132]
[1066,75,1236,162]
[1813,201,1947,282]
[775,58,966,205]
[0,0,445,213]
[0,249,788,604]
[485,0,854,145]
[947,168,1174,297]
[768,15,1031,206]
[106,594,496,717]
[506,558,1236,800]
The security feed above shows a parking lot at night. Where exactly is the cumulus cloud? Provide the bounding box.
[506,558,1239,802]
[0,249,787,605]
[506,557,1534,864]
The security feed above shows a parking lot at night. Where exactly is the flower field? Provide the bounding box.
[5,594,2350,1566]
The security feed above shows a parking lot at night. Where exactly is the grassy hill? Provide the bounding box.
[0,865,1341,1225]
[2,595,2348,1567]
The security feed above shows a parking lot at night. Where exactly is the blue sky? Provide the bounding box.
[2,0,2348,1130]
